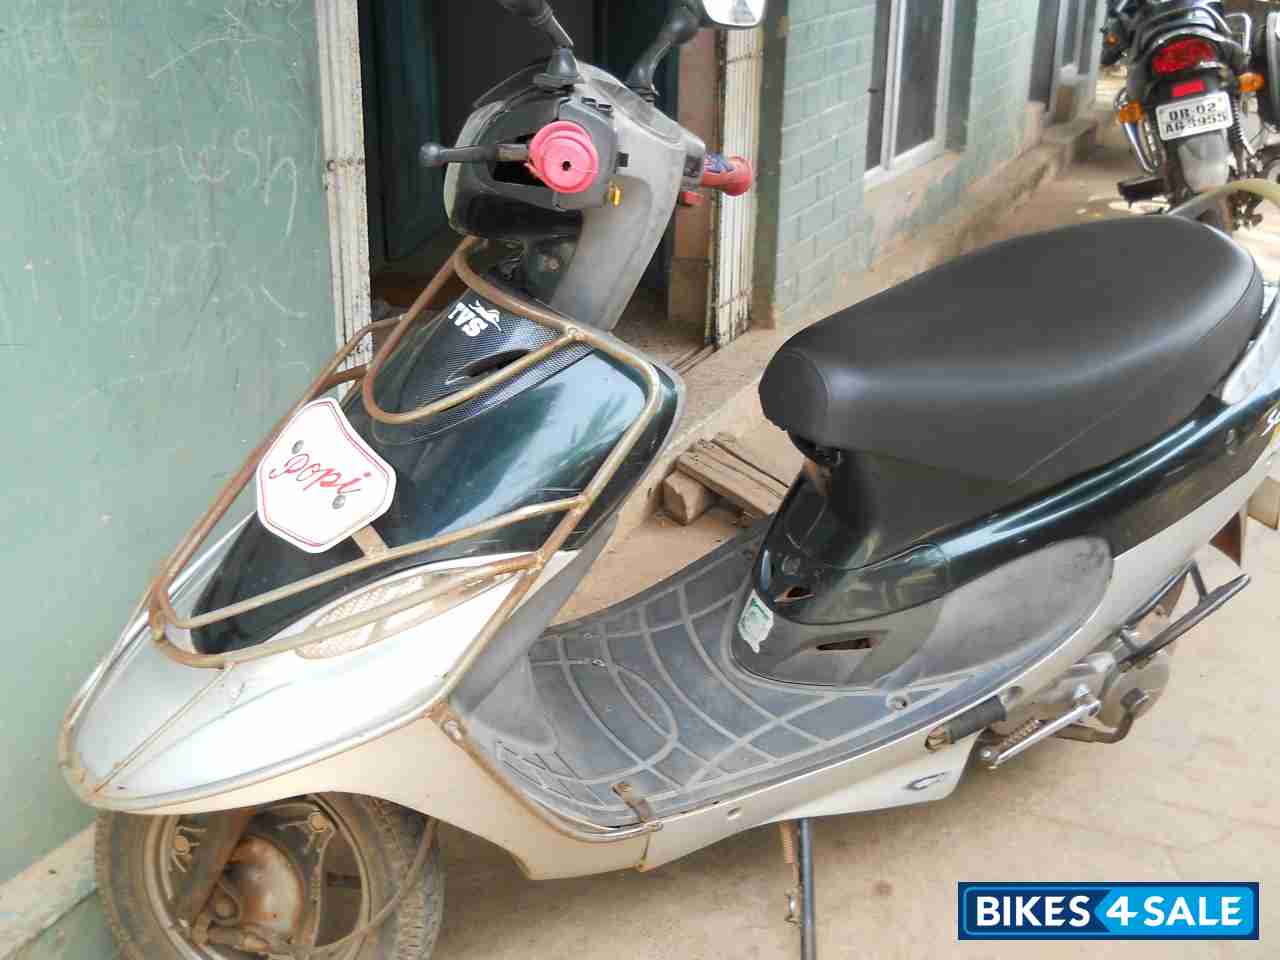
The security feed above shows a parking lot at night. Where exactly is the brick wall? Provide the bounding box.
[755,0,1083,328]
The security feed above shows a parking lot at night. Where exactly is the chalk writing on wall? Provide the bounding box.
[0,0,337,886]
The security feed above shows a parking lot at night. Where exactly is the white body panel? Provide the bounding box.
[136,716,648,881]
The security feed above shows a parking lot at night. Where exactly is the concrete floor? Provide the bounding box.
[431,116,1280,959]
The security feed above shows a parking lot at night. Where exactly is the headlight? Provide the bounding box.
[295,568,515,659]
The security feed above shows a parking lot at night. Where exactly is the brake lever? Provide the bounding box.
[419,142,530,169]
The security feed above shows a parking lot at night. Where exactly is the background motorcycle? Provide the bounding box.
[1101,0,1142,67]
[1110,0,1278,229]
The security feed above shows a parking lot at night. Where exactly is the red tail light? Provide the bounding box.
[1171,78,1207,98]
[1152,37,1218,75]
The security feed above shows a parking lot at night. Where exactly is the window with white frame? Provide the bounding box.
[865,0,956,181]
[1030,0,1091,107]
[1059,0,1086,73]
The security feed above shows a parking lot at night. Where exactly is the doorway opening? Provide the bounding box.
[356,0,706,367]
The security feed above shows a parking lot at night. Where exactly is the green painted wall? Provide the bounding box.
[13,897,113,960]
[754,0,1091,327]
[0,0,335,884]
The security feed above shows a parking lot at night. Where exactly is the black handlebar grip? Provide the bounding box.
[418,142,452,168]
[419,142,531,169]
[420,142,492,168]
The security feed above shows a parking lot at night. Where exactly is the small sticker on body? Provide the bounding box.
[738,590,774,654]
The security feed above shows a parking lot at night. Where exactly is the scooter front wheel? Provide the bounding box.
[95,793,443,960]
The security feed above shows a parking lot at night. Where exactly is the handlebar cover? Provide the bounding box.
[702,152,754,196]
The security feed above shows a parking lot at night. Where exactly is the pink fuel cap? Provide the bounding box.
[527,120,600,195]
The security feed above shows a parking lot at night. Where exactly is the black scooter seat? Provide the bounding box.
[760,216,1263,489]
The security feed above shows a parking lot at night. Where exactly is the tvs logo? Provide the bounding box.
[449,300,502,338]
[256,400,396,554]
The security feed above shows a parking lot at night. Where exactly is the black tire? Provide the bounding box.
[95,794,443,960]
[1164,151,1235,235]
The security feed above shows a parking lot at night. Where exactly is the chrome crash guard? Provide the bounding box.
[1117,89,1164,175]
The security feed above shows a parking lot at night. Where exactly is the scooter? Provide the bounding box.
[61,0,1280,956]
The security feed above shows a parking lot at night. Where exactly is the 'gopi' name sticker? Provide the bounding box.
[738,591,775,654]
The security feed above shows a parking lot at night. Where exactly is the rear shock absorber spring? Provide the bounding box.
[1230,93,1246,150]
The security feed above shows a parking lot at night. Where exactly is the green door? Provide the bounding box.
[362,0,448,265]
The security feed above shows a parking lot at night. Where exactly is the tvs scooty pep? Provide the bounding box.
[62,1,1280,957]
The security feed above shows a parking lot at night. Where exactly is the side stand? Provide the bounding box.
[779,820,817,960]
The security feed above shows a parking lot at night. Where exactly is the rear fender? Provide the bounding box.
[1174,129,1232,192]
[1141,68,1233,193]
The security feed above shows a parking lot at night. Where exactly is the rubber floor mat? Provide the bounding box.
[482,530,970,826]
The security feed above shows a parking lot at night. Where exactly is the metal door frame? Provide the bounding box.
[710,27,765,346]
[316,0,373,359]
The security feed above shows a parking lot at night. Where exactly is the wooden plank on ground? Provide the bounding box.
[711,432,795,488]
[662,471,718,525]
[676,441,789,519]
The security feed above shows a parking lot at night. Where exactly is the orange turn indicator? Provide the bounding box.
[1116,101,1144,124]
[1240,72,1265,94]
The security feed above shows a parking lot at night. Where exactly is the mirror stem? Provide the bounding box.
[626,2,702,103]
[495,0,581,88]
[530,5,574,49]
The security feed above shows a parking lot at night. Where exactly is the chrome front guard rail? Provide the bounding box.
[141,236,663,707]
[1115,89,1163,175]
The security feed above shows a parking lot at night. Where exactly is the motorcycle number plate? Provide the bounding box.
[1155,92,1232,141]
[255,399,397,554]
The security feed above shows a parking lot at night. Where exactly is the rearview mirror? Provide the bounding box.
[699,0,766,28]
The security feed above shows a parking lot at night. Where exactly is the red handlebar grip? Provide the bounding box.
[526,121,600,194]
[702,153,754,197]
